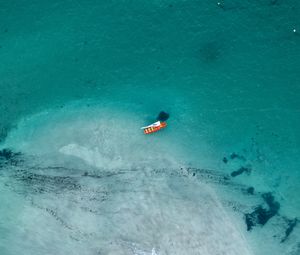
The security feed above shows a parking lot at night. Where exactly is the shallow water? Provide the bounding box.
[0,1,300,254]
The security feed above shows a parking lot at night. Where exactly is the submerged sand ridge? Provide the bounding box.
[0,104,255,255]
[1,103,299,254]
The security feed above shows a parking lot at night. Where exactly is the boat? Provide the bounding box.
[141,121,167,134]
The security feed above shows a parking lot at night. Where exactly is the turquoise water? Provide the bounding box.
[0,0,299,254]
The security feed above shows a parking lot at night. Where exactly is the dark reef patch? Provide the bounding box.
[0,149,14,160]
[247,187,255,195]
[281,218,298,243]
[230,152,246,161]
[245,192,280,231]
[231,166,251,177]
[0,148,22,168]
[222,153,246,164]
[0,148,20,160]
[245,206,270,230]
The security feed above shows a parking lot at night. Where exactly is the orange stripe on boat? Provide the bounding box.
[143,122,167,134]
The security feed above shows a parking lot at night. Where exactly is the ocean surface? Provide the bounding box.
[0,0,299,254]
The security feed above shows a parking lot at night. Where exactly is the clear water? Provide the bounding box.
[0,1,299,254]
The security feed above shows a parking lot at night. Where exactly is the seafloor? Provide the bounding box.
[0,1,299,254]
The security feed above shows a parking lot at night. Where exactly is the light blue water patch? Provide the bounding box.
[0,0,300,254]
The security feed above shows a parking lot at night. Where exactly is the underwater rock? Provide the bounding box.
[0,149,13,159]
[247,187,255,195]
[230,153,246,161]
[262,192,280,210]
[245,205,276,230]
[245,192,280,231]
[222,153,246,164]
[0,148,21,160]
[231,166,251,177]
[157,111,169,122]
[281,218,298,243]
[0,149,23,168]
